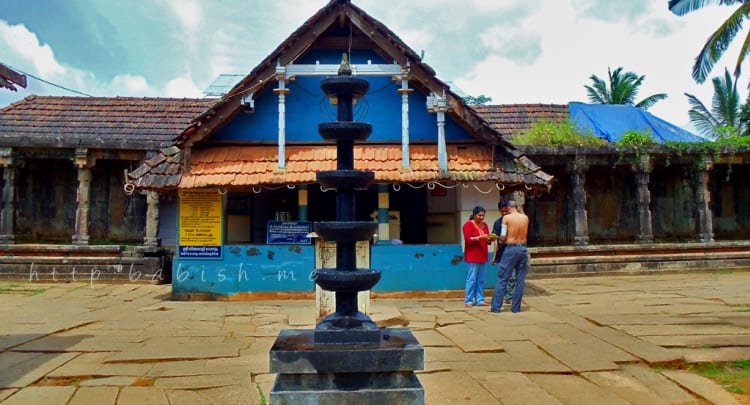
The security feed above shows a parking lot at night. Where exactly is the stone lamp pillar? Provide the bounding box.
[269,54,424,404]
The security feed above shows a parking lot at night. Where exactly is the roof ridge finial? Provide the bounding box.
[338,52,352,76]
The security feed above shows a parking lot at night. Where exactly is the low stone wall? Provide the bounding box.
[528,241,750,276]
[0,244,169,284]
[1,242,748,293]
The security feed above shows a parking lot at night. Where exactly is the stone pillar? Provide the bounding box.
[72,148,92,245]
[426,92,448,172]
[634,155,654,244]
[0,148,16,244]
[570,156,589,246]
[693,159,715,243]
[398,70,413,169]
[143,191,160,247]
[275,64,290,170]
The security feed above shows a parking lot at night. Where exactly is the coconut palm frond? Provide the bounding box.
[686,92,722,138]
[635,94,669,111]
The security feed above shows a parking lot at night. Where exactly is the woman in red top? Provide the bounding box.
[462,206,492,307]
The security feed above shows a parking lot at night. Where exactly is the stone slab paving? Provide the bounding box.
[643,334,750,348]
[435,323,504,353]
[0,390,17,402]
[468,371,563,405]
[0,386,76,405]
[580,370,672,404]
[618,363,699,404]
[661,369,741,404]
[118,386,169,405]
[1,272,750,404]
[67,386,118,405]
[679,347,750,363]
[528,374,632,404]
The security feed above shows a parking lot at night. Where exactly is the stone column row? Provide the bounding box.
[0,148,15,244]
[569,153,713,245]
[0,148,159,247]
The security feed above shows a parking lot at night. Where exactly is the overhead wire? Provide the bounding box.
[3,63,93,97]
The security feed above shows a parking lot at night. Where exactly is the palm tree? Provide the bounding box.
[668,0,750,83]
[685,68,746,138]
[585,67,668,110]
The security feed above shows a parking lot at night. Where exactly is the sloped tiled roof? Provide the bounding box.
[0,95,214,150]
[473,104,569,139]
[130,144,551,191]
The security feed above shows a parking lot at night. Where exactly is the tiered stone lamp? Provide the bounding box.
[269,55,425,404]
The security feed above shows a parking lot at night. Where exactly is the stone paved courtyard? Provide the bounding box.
[1,272,750,404]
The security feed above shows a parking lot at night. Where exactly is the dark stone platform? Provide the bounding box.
[269,328,424,404]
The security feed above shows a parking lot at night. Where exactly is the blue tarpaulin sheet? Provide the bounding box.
[569,102,705,143]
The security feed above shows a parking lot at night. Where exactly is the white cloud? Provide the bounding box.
[481,26,542,66]
[0,21,65,77]
[165,0,203,30]
[109,74,154,96]
[164,76,202,97]
[0,20,173,99]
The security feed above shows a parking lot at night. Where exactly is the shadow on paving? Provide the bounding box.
[0,334,92,390]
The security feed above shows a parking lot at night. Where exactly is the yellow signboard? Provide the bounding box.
[178,189,223,258]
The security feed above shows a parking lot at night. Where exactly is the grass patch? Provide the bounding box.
[661,360,750,394]
[0,282,50,296]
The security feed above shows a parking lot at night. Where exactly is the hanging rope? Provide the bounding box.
[472,184,497,194]
[431,181,459,189]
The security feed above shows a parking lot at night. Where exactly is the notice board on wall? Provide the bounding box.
[178,189,223,259]
[266,221,313,244]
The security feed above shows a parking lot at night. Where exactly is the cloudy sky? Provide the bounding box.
[0,0,744,131]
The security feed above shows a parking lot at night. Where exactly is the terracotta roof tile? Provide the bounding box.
[148,144,548,190]
[473,104,569,139]
[0,95,214,150]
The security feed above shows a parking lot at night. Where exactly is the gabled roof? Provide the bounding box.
[177,0,510,150]
[0,95,214,150]
[130,144,552,190]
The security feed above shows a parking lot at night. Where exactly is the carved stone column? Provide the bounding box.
[143,190,160,247]
[570,155,589,246]
[634,154,654,244]
[72,148,93,245]
[0,148,16,244]
[693,158,715,243]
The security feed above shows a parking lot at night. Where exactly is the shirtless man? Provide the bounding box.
[489,200,529,313]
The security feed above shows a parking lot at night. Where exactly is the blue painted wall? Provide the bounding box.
[173,244,317,295]
[211,49,474,143]
[172,243,499,295]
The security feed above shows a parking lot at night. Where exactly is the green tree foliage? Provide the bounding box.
[513,120,605,146]
[585,67,667,110]
[685,68,747,139]
[463,94,493,106]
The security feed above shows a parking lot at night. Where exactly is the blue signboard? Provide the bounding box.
[178,245,222,258]
[267,221,313,244]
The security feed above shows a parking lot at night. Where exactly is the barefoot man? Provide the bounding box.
[489,200,529,313]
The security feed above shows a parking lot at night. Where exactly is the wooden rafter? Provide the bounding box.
[0,63,27,91]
